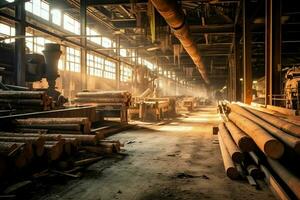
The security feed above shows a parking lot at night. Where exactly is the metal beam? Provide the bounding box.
[15,0,26,86]
[265,0,282,106]
[87,0,147,6]
[243,0,252,104]
[80,0,87,90]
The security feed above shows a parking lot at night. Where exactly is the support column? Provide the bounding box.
[15,0,26,86]
[243,0,252,104]
[80,0,87,90]
[265,0,281,105]
[234,32,242,101]
[116,35,121,89]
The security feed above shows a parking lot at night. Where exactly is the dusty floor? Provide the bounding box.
[30,106,275,200]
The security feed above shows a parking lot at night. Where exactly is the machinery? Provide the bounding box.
[284,66,300,110]
[0,43,67,107]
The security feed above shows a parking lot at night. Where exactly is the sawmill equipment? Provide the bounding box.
[284,66,300,110]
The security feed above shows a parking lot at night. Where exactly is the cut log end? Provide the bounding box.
[232,152,244,164]
[264,140,284,159]
[226,167,240,180]
[238,137,256,152]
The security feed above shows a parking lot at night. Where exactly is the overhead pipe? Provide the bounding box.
[150,0,210,84]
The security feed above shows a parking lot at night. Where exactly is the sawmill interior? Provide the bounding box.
[0,0,300,199]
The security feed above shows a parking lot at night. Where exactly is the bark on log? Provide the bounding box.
[267,158,300,199]
[225,121,256,152]
[74,156,103,166]
[228,112,284,159]
[16,124,82,131]
[244,106,300,138]
[218,123,244,163]
[229,104,300,154]
[81,146,113,155]
[0,142,18,155]
[44,142,62,161]
[0,91,46,99]
[218,133,239,179]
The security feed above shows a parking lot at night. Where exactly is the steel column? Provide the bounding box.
[80,0,87,90]
[265,0,282,105]
[235,32,242,101]
[15,0,26,86]
[242,0,252,104]
[116,35,121,89]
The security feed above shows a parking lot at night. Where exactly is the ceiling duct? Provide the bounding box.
[150,0,209,84]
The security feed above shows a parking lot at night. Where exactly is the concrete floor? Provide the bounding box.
[32,106,275,200]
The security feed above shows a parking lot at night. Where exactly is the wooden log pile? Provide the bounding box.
[0,91,53,111]
[0,130,123,180]
[74,90,131,106]
[218,102,300,199]
[14,117,91,134]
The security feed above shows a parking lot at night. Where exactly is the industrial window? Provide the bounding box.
[63,14,80,35]
[25,33,52,54]
[25,33,34,51]
[120,49,127,57]
[0,23,15,43]
[103,60,116,80]
[51,9,62,26]
[87,54,104,77]
[25,0,50,21]
[66,47,80,72]
[121,64,132,82]
[131,51,136,62]
[86,28,101,45]
[144,60,154,70]
[102,37,112,48]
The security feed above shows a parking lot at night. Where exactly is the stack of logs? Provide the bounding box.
[0,91,53,111]
[74,91,131,106]
[218,102,300,199]
[0,117,122,179]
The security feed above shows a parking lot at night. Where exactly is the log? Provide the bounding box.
[74,156,103,167]
[225,121,256,152]
[9,143,33,161]
[74,98,129,103]
[48,130,84,134]
[15,128,48,133]
[76,91,130,98]
[244,106,300,138]
[228,112,284,159]
[0,136,44,157]
[249,152,290,200]
[0,132,61,141]
[81,146,113,155]
[229,104,300,154]
[218,133,239,179]
[267,158,300,199]
[16,124,82,131]
[0,99,44,106]
[0,91,46,99]
[14,152,27,168]
[246,164,263,179]
[44,142,62,161]
[218,123,244,163]
[15,117,90,125]
[0,142,18,155]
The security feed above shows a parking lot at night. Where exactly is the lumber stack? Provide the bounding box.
[0,91,53,111]
[14,117,91,134]
[219,102,300,199]
[74,90,131,106]
[73,90,131,123]
[0,131,123,179]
